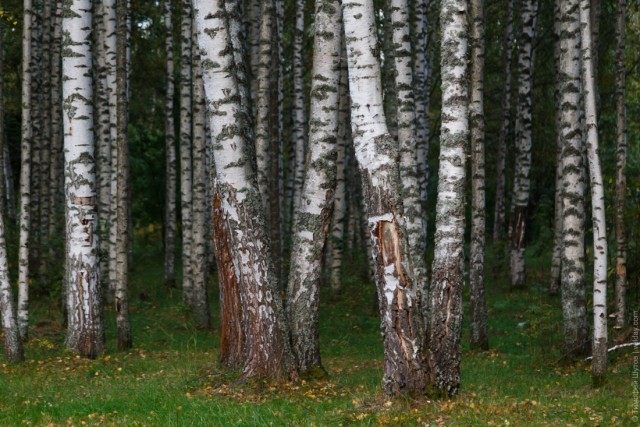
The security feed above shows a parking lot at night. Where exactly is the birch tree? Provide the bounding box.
[62,0,105,358]
[579,0,607,386]
[559,0,589,357]
[508,0,538,288]
[286,0,342,376]
[194,0,295,380]
[164,0,177,286]
[48,0,63,249]
[614,0,627,330]
[0,210,23,362]
[342,0,427,396]
[290,0,307,214]
[493,0,514,242]
[18,0,34,341]
[427,0,469,397]
[469,0,488,351]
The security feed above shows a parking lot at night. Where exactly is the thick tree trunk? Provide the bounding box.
[469,0,488,351]
[508,0,538,288]
[493,0,514,243]
[163,0,177,286]
[115,0,132,351]
[559,0,589,357]
[614,0,627,331]
[195,0,295,381]
[286,0,342,376]
[180,0,194,306]
[62,0,105,358]
[579,0,607,386]
[18,0,34,341]
[342,0,427,396]
[427,0,469,398]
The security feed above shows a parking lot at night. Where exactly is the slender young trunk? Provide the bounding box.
[164,0,177,286]
[0,28,5,216]
[550,0,563,295]
[381,0,397,139]
[286,0,342,376]
[195,0,295,380]
[579,0,607,386]
[30,2,42,273]
[271,0,284,283]
[493,0,514,243]
[559,0,589,357]
[0,211,24,362]
[38,0,52,262]
[49,0,63,252]
[62,0,104,358]
[115,0,132,351]
[18,0,34,341]
[4,143,15,221]
[190,24,211,329]
[180,0,194,305]
[469,0,488,351]
[330,49,349,294]
[614,0,627,330]
[342,0,427,396]
[427,0,469,398]
[413,0,430,219]
[290,0,307,214]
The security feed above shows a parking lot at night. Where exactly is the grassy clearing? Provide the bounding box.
[0,238,635,426]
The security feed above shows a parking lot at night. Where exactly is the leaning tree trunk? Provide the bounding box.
[0,210,24,362]
[194,0,295,381]
[342,0,427,396]
[493,0,514,243]
[579,0,607,386]
[614,0,627,330]
[286,0,342,377]
[179,0,194,307]
[392,0,428,319]
[18,0,34,341]
[163,0,177,286]
[508,0,538,288]
[427,0,469,398]
[559,0,589,357]
[62,0,105,358]
[115,0,132,351]
[469,0,488,351]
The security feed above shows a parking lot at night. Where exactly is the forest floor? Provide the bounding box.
[0,231,635,426]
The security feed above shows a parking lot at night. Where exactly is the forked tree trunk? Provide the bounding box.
[194,0,295,381]
[427,0,469,398]
[559,0,589,357]
[614,0,627,330]
[62,0,105,358]
[163,0,177,286]
[286,0,342,376]
[469,0,488,351]
[18,0,34,341]
[508,0,538,288]
[579,0,607,386]
[493,0,514,243]
[342,0,427,396]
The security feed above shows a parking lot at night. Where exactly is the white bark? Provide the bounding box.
[0,210,24,362]
[164,0,177,285]
[550,0,562,295]
[62,0,104,358]
[427,0,469,398]
[579,0,607,384]
[290,0,307,215]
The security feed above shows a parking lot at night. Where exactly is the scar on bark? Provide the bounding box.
[376,217,410,289]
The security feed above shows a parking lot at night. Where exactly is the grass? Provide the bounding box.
[0,236,636,426]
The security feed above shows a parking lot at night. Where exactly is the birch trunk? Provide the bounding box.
[286,0,342,376]
[559,0,589,357]
[614,0,627,330]
[381,0,397,139]
[180,0,194,306]
[508,0,537,288]
[18,0,34,341]
[195,0,295,380]
[342,0,427,396]
[38,0,52,259]
[412,0,430,218]
[0,28,5,216]
[579,0,607,386]
[493,0,514,243]
[427,0,469,398]
[48,0,63,248]
[469,0,488,351]
[190,25,211,329]
[115,0,132,350]
[62,0,105,358]
[290,0,307,215]
[0,210,24,362]
[164,0,177,286]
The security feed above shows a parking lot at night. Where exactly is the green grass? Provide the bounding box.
[0,237,635,426]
